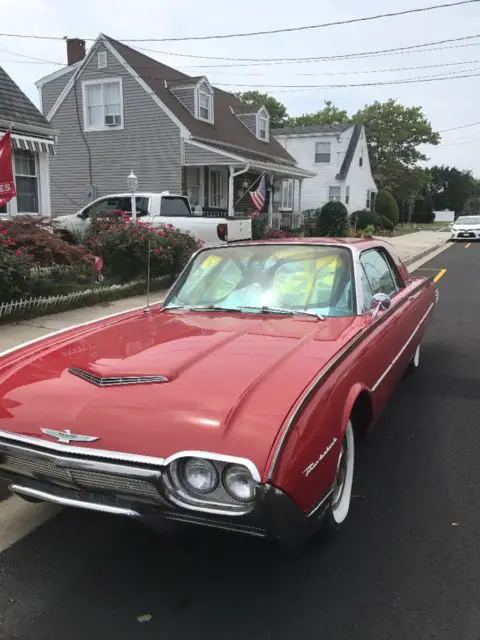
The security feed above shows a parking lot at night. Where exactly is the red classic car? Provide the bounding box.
[0,238,438,546]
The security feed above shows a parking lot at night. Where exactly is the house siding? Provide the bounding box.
[184,141,241,166]
[41,69,76,116]
[274,127,377,214]
[170,86,196,117]
[49,42,182,215]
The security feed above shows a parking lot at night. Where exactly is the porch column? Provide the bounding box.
[268,173,274,228]
[228,166,235,217]
[298,179,303,213]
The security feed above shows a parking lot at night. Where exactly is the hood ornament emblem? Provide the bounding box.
[40,428,100,444]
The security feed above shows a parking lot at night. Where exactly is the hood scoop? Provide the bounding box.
[68,367,169,387]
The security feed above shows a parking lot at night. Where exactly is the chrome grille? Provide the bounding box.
[68,368,168,387]
[1,453,163,504]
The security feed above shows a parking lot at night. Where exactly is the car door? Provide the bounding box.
[358,247,413,412]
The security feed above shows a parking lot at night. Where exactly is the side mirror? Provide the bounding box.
[371,292,391,318]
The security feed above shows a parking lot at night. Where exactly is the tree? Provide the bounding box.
[234,91,288,128]
[286,101,350,127]
[375,189,399,225]
[352,99,440,189]
[428,165,479,214]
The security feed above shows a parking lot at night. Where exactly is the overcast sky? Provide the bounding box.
[2,0,480,177]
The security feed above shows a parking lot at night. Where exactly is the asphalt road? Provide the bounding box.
[1,241,480,640]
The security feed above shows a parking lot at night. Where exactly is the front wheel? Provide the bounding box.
[321,421,355,538]
[406,343,421,375]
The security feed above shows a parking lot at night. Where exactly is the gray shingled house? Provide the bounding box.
[36,35,315,220]
[0,67,56,217]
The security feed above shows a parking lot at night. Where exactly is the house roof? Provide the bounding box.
[0,66,52,132]
[336,122,363,180]
[272,124,352,136]
[104,36,296,166]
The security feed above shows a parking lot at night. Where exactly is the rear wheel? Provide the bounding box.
[321,421,355,538]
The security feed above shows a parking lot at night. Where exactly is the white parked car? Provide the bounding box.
[450,215,480,241]
[52,192,252,246]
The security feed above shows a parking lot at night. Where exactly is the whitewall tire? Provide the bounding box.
[321,421,355,537]
[406,343,421,375]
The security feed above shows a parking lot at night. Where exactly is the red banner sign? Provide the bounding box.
[0,132,16,208]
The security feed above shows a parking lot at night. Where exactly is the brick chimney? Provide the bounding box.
[66,38,86,66]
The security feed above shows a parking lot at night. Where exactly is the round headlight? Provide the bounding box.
[182,458,218,494]
[223,464,255,502]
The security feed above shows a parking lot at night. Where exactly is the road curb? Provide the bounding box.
[403,240,449,267]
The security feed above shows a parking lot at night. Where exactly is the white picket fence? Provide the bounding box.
[0,277,169,321]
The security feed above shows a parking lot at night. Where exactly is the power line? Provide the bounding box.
[0,1,478,43]
[210,68,480,89]
[135,33,480,62]
[439,120,480,132]
[265,70,480,92]
[4,46,480,81]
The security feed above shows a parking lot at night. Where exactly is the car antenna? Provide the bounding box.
[144,237,152,313]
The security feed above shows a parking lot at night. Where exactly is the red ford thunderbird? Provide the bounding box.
[0,238,439,546]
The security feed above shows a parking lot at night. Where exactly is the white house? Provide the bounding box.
[0,66,56,217]
[272,123,377,214]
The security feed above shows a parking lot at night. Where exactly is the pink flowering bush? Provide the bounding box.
[0,217,96,303]
[87,212,203,282]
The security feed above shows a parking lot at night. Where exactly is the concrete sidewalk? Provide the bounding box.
[378,229,449,266]
[0,230,449,352]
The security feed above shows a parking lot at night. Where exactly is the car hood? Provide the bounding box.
[453,224,480,230]
[0,309,363,474]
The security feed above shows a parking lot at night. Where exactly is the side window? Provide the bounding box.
[85,197,121,217]
[360,250,398,298]
[118,196,150,217]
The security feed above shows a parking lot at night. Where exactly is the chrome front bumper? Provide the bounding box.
[0,436,327,544]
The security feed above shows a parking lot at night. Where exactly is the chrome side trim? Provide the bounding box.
[266,278,432,481]
[9,484,140,517]
[371,302,434,391]
[68,368,168,386]
[307,488,334,518]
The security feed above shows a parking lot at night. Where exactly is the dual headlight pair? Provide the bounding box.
[178,457,255,503]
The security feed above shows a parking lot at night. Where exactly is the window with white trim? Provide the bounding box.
[315,141,331,163]
[14,150,38,213]
[198,89,212,121]
[186,167,201,206]
[82,79,123,131]
[329,186,341,202]
[97,51,107,69]
[345,185,350,205]
[209,170,226,208]
[280,179,294,209]
[258,114,269,141]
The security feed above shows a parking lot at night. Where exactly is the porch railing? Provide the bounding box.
[271,211,304,230]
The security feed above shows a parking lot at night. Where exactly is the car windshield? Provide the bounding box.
[164,244,355,318]
[455,217,480,225]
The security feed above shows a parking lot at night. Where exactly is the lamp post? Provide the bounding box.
[127,170,138,220]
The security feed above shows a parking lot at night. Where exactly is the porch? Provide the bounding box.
[181,139,315,230]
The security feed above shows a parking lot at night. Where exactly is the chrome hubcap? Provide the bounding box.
[332,439,348,509]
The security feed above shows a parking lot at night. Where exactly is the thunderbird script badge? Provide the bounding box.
[40,428,100,444]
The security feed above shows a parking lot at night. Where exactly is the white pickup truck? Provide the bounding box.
[52,192,252,245]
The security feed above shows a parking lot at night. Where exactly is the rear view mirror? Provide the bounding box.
[371,293,391,318]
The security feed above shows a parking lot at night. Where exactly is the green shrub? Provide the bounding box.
[88,213,202,282]
[375,189,399,225]
[377,214,395,231]
[301,208,322,237]
[0,244,33,303]
[251,214,268,240]
[350,209,378,230]
[315,201,349,237]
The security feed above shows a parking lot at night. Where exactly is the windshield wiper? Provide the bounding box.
[163,304,242,313]
[238,305,325,320]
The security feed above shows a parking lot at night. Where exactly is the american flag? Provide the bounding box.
[249,174,266,214]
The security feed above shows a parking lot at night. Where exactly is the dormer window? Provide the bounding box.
[198,89,211,121]
[257,109,269,141]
